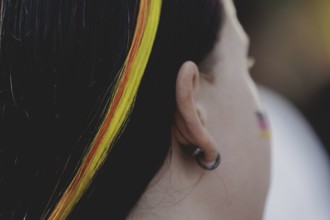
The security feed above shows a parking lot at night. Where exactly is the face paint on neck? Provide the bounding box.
[256,111,270,140]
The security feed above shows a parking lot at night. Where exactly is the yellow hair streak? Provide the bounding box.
[48,0,162,219]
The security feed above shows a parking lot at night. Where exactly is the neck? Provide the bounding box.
[127,146,225,220]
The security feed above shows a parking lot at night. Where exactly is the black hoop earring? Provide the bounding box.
[193,148,221,171]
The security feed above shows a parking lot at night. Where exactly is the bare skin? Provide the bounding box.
[128,0,271,219]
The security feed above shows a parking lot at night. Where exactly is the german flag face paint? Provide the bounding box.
[256,111,270,140]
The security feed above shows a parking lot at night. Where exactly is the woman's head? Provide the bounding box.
[131,0,270,219]
[0,0,270,219]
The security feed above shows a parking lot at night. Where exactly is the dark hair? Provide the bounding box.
[0,0,223,219]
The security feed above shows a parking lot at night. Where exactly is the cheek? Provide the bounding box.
[205,73,271,217]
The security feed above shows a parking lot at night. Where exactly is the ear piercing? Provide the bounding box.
[193,148,221,171]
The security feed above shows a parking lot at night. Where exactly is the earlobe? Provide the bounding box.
[173,61,219,167]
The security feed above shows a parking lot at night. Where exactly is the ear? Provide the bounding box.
[172,61,218,163]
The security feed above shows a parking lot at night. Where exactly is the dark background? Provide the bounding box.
[234,0,330,156]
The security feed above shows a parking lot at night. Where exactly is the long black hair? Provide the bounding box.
[0,0,223,219]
